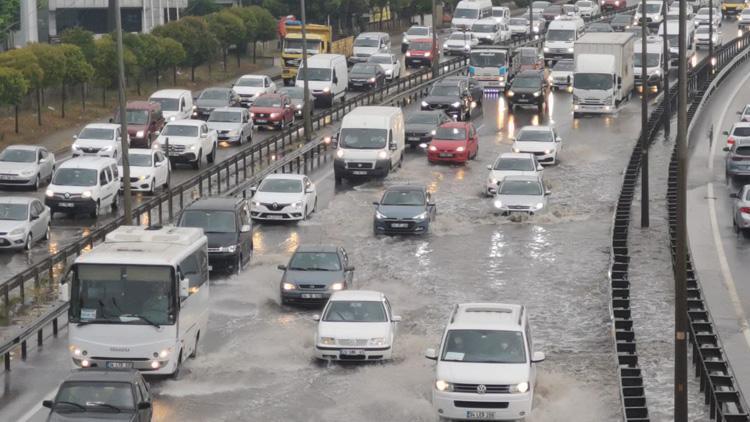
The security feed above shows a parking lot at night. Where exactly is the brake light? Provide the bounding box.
[425,51,431,57]
[740,207,750,214]
[406,51,411,57]
[728,137,735,146]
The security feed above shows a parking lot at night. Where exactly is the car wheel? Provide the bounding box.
[335,174,342,185]
[235,253,243,274]
[90,201,100,218]
[149,181,155,196]
[207,145,216,163]
[111,194,119,211]
[171,351,183,380]
[302,206,308,221]
[192,150,202,170]
[33,174,40,191]
[45,224,51,241]
[24,234,32,251]
[313,197,318,213]
[190,334,199,358]
[733,217,740,234]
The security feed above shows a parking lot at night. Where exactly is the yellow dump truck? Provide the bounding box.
[721,0,748,17]
[281,24,353,86]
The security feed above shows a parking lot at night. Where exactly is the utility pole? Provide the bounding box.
[432,0,440,78]
[529,4,533,41]
[640,0,649,228]
[662,0,670,138]
[114,0,132,224]
[708,0,714,76]
[675,0,689,418]
[300,0,312,143]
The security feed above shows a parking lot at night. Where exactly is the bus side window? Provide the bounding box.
[179,249,208,294]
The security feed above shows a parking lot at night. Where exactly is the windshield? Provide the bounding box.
[297,68,331,81]
[589,24,613,32]
[259,178,303,193]
[70,264,175,325]
[339,128,387,149]
[410,42,432,50]
[638,3,662,13]
[354,37,380,47]
[323,301,387,322]
[149,97,178,111]
[407,27,429,35]
[634,52,661,67]
[493,9,506,17]
[369,55,393,64]
[470,51,507,67]
[510,18,528,25]
[449,33,470,41]
[180,210,237,233]
[512,76,541,89]
[736,146,750,156]
[472,24,497,33]
[55,382,134,412]
[543,5,562,14]
[697,7,713,15]
[253,97,282,108]
[734,127,750,136]
[696,26,714,34]
[519,53,539,65]
[573,73,613,90]
[546,29,576,42]
[351,64,378,75]
[499,180,543,195]
[454,8,479,19]
[0,203,27,221]
[0,148,35,163]
[78,128,113,140]
[442,329,527,363]
[553,60,574,71]
[532,1,550,9]
[518,129,553,142]
[283,39,321,52]
[236,77,263,87]
[578,1,592,6]
[407,113,439,124]
[435,127,467,140]
[381,190,425,206]
[162,125,199,137]
[209,111,242,123]
[430,85,460,96]
[128,153,152,167]
[495,158,536,171]
[279,88,304,99]
[612,15,631,23]
[122,110,149,125]
[289,252,341,271]
[52,168,97,187]
[199,89,228,100]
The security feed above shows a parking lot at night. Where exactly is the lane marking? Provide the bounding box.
[708,56,750,170]
[706,183,750,350]
[18,387,57,422]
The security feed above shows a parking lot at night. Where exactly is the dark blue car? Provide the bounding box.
[373,185,436,235]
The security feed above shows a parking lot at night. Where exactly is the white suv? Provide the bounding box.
[425,303,546,421]
[153,119,218,170]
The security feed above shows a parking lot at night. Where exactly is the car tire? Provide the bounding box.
[234,253,243,274]
[207,145,216,164]
[45,224,50,241]
[192,150,202,170]
[90,201,100,219]
[24,234,32,251]
[733,217,740,235]
[171,351,183,379]
[33,174,40,191]
[335,173,343,185]
[190,333,199,358]
[149,181,155,196]
[313,197,318,213]
[302,206,308,221]
[111,194,119,211]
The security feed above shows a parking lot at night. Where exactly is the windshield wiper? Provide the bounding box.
[87,402,123,413]
[119,314,161,329]
[288,267,309,271]
[53,401,87,412]
[76,317,121,326]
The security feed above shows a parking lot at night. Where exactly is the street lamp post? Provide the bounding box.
[113,0,132,224]
[640,0,649,228]
[432,0,440,78]
[662,0,670,137]
[300,0,312,143]
[709,0,714,75]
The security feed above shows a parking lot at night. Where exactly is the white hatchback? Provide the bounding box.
[118,149,171,194]
[511,125,562,165]
[72,123,128,160]
[485,153,543,196]
[368,53,401,80]
[313,290,401,362]
[249,173,317,221]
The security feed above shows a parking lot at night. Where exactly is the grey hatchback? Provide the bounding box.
[278,245,355,305]
[373,185,436,235]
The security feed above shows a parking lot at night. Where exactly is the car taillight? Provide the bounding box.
[406,51,411,57]
[728,137,735,146]
[740,207,750,214]
[425,51,431,57]
[732,155,749,161]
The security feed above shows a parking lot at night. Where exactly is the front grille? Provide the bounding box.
[255,113,270,118]
[548,48,568,54]
[579,98,607,105]
[0,239,9,246]
[406,131,427,138]
[167,144,186,154]
[90,356,151,361]
[80,147,100,154]
[337,339,369,347]
[299,284,326,289]
[53,192,83,199]
[454,401,510,409]
[261,202,290,211]
[346,161,374,169]
[508,205,531,211]
[426,103,449,110]
[129,177,139,182]
[453,384,512,394]
[383,219,416,230]
[355,53,370,58]
[284,58,301,67]
[532,151,546,156]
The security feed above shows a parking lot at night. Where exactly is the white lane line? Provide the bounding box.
[19,387,58,422]
[707,182,750,350]
[708,68,750,170]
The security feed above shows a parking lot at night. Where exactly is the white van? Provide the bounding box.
[45,157,121,218]
[452,0,494,30]
[333,106,405,184]
[296,54,348,108]
[543,18,583,63]
[351,32,391,64]
[491,6,511,25]
[148,89,194,122]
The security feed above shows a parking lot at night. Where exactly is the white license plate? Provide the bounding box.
[352,82,363,86]
[168,151,181,157]
[0,175,15,180]
[352,170,368,175]
[255,119,267,124]
[266,214,284,219]
[59,202,75,208]
[466,411,496,419]
[439,153,453,158]
[106,361,133,369]
[391,223,409,228]
[340,349,365,356]
[301,293,323,299]
[408,136,420,141]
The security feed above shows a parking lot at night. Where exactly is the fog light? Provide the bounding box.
[81,359,90,367]
[150,360,160,369]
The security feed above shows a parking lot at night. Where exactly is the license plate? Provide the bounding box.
[266,214,284,219]
[340,349,365,356]
[0,175,15,180]
[168,151,181,157]
[352,82,363,86]
[59,202,75,208]
[255,119,267,124]
[439,153,453,158]
[466,411,495,419]
[408,136,420,141]
[391,223,409,228]
[106,361,133,369]
[301,293,323,299]
[352,170,368,175]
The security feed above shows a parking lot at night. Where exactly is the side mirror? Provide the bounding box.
[39,158,47,164]
[723,146,731,152]
[372,201,380,206]
[179,277,189,298]
[108,118,114,123]
[43,400,54,409]
[200,132,208,138]
[305,188,314,194]
[137,402,152,410]
[545,189,552,196]
[556,137,562,142]
[392,315,402,323]
[240,224,251,233]
[729,192,739,198]
[312,314,321,321]
[738,111,743,115]
[723,130,730,135]
[154,131,161,137]
[424,348,438,360]
[277,264,287,270]
[345,265,355,272]
[389,142,397,151]
[487,165,492,170]
[250,186,258,193]
[537,164,544,171]
[333,77,339,84]
[532,351,546,363]
[73,135,78,140]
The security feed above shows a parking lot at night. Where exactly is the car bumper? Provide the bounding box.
[444,48,470,56]
[0,233,28,249]
[427,150,470,163]
[121,178,154,191]
[192,109,212,119]
[374,219,430,234]
[217,133,243,142]
[45,197,97,212]
[727,164,750,177]
[72,150,116,158]
[406,57,433,66]
[543,52,574,61]
[420,105,464,117]
[349,81,378,90]
[250,207,305,221]
[314,345,392,361]
[72,355,176,375]
[207,250,242,268]
[476,78,506,90]
[253,117,283,126]
[334,159,391,178]
[0,176,36,187]
[281,290,332,305]
[239,97,256,107]
[432,390,533,420]
[129,136,150,148]
[167,152,199,162]
[348,56,371,64]
[573,104,615,114]
[406,133,432,146]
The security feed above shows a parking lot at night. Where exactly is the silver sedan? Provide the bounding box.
[0,145,56,190]
[731,185,750,236]
[0,197,51,251]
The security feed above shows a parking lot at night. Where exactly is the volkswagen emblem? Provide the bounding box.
[476,384,487,394]
[64,193,70,199]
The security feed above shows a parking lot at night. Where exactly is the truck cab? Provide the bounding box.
[281,23,353,86]
[722,0,749,17]
[634,36,665,95]
[469,46,516,91]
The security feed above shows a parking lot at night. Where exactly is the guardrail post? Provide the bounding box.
[179,186,184,211]
[53,317,58,336]
[37,328,42,346]
[19,277,25,306]
[296,156,301,174]
[2,285,8,322]
[210,171,215,195]
[242,154,247,180]
[21,340,26,360]
[4,352,9,371]
[198,174,203,198]
[168,189,173,222]
[158,200,163,226]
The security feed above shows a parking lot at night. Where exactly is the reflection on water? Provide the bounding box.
[455,168,465,181]
[252,231,265,253]
[414,241,432,268]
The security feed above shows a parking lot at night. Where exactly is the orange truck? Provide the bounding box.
[281,23,353,86]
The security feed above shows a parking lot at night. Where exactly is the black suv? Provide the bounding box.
[178,197,253,273]
[421,79,473,121]
[507,70,547,113]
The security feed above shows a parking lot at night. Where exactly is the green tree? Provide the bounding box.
[92,35,136,106]
[60,27,97,62]
[246,6,277,63]
[261,0,286,17]
[122,32,148,95]
[0,66,29,134]
[26,43,65,125]
[59,44,93,117]
[0,49,44,130]
[0,0,21,45]
[156,36,186,86]
[186,0,220,16]
[206,10,246,71]
[153,16,219,81]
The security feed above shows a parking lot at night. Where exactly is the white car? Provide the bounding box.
[443,32,479,55]
[575,0,599,18]
[512,125,563,165]
[232,74,277,106]
[0,145,55,190]
[72,123,128,160]
[509,17,530,38]
[249,173,317,221]
[206,107,253,145]
[694,7,721,27]
[313,290,401,361]
[471,19,503,44]
[738,104,750,122]
[549,59,575,89]
[485,152,544,196]
[153,119,218,170]
[368,53,401,80]
[426,303,545,421]
[45,157,121,218]
[0,197,51,251]
[493,175,549,216]
[118,149,170,194]
[694,25,722,49]
[401,25,433,53]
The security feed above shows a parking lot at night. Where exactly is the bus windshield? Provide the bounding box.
[70,264,176,326]
[470,51,507,67]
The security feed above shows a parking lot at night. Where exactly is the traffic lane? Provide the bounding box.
[685,53,750,394]
[143,92,650,421]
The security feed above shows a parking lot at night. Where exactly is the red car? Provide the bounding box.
[406,38,439,68]
[601,0,627,12]
[426,122,479,164]
[250,93,294,130]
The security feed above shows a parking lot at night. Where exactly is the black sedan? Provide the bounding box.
[373,185,436,235]
[610,14,633,32]
[348,64,387,91]
[279,86,315,118]
[507,70,547,113]
[405,111,453,148]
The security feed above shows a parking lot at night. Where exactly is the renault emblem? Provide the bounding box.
[476,384,487,394]
[272,202,278,208]
[64,193,70,199]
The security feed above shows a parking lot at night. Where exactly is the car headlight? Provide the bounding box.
[512,148,520,153]
[494,200,503,208]
[250,112,255,118]
[375,210,387,219]
[322,86,331,93]
[138,175,149,181]
[535,202,544,210]
[19,169,35,176]
[464,44,471,50]
[135,130,145,138]
[69,345,83,356]
[158,348,172,359]
[369,337,387,346]
[368,77,376,83]
[291,201,302,208]
[428,145,437,151]
[71,144,81,150]
[511,382,530,393]
[296,104,303,109]
[421,101,429,107]
[424,51,431,57]
[507,90,514,97]
[499,75,505,81]
[9,227,25,236]
[100,146,113,152]
[544,149,553,154]
[192,105,197,110]
[456,146,465,152]
[152,142,161,150]
[430,129,436,135]
[270,113,279,119]
[45,190,54,197]
[435,380,454,391]
[377,150,388,160]
[567,47,574,53]
[543,47,550,52]
[533,91,541,97]
[336,149,345,158]
[385,70,392,75]
[81,191,92,198]
[220,245,237,253]
[319,336,336,345]
[414,212,428,221]
[189,144,198,151]
[330,282,344,291]
[451,101,461,108]
[282,282,296,291]
[169,116,176,121]
[443,43,449,49]
[489,177,498,185]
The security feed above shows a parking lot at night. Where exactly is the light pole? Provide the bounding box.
[113,0,132,224]
[708,0,714,76]
[640,0,649,228]
[662,0,670,138]
[529,4,534,41]
[675,0,689,417]
[300,0,312,143]
[432,0,439,78]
